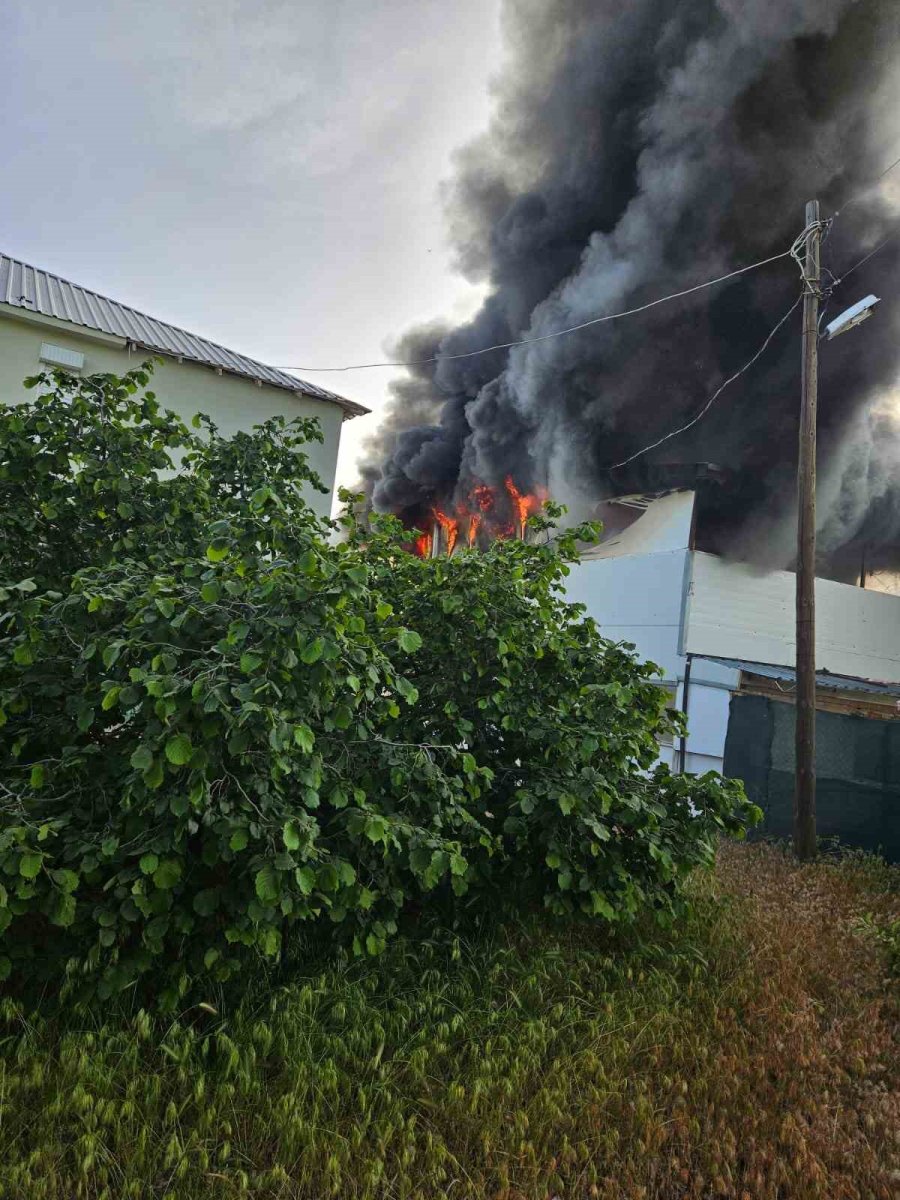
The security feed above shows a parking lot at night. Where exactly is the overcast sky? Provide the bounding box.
[2,0,502,493]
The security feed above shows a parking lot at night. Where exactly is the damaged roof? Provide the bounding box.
[0,252,369,419]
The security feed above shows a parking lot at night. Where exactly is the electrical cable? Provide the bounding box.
[275,248,794,373]
[279,146,900,377]
[832,226,900,288]
[606,292,803,471]
[832,149,900,218]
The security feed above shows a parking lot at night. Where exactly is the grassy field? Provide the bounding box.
[1,841,898,1199]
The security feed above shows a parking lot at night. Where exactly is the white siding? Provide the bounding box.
[565,548,690,680]
[564,490,736,771]
[684,552,900,683]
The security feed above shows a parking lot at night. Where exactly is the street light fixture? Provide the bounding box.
[824,294,880,340]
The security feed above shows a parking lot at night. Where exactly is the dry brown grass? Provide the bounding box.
[681,841,900,1200]
[1,841,899,1199]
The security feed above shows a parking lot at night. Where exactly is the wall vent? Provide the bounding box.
[39,342,85,372]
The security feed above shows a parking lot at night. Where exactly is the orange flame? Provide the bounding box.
[504,476,545,538]
[467,513,482,546]
[433,507,459,557]
[404,478,546,556]
[473,484,495,512]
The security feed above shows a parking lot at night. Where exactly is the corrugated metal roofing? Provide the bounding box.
[696,656,900,698]
[0,253,369,419]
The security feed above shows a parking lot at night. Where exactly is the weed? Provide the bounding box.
[0,843,898,1198]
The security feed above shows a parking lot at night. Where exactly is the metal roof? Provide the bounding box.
[697,656,900,698]
[0,253,369,419]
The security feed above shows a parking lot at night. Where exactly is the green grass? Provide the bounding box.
[1,842,898,1199]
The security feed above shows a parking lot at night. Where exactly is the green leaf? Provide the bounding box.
[240,652,263,674]
[395,678,419,705]
[293,724,315,753]
[282,822,301,851]
[19,853,42,880]
[152,859,182,889]
[49,892,76,928]
[143,758,165,789]
[101,686,121,711]
[260,926,281,957]
[164,734,193,766]
[13,643,34,666]
[294,866,315,895]
[206,543,229,562]
[130,745,154,771]
[229,829,249,852]
[300,637,324,664]
[155,597,175,618]
[139,853,159,875]
[332,704,352,730]
[590,891,616,920]
[375,601,393,621]
[255,866,279,904]
[397,629,423,653]
[200,582,220,603]
[30,764,45,788]
[50,869,79,893]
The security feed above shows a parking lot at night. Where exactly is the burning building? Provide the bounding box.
[565,468,900,859]
[357,0,900,853]
[409,475,546,557]
[360,0,900,577]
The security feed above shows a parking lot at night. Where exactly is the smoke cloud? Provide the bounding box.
[360,0,900,572]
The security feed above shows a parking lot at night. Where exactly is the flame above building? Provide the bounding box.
[409,477,547,557]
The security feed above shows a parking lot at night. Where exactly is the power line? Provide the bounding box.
[279,146,900,378]
[276,248,793,373]
[833,147,900,218]
[833,226,900,288]
[607,292,802,471]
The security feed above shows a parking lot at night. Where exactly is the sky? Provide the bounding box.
[1,0,502,496]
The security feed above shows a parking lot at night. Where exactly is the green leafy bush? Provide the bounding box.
[0,365,757,1004]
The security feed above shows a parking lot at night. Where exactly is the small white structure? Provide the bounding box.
[564,489,900,774]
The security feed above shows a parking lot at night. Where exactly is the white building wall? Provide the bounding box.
[565,491,736,773]
[564,548,690,681]
[684,551,900,683]
[0,310,347,518]
[567,491,900,777]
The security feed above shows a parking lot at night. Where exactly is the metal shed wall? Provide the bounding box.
[684,552,900,684]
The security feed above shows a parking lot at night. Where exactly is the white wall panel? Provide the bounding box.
[684,552,900,683]
[564,549,689,680]
[682,682,731,758]
[581,490,695,559]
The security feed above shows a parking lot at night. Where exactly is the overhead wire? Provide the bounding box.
[278,144,900,377]
[275,248,794,373]
[832,147,900,218]
[608,148,900,470]
[606,292,803,470]
[606,215,823,469]
[832,227,900,288]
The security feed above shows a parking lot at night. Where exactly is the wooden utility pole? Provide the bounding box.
[795,199,821,861]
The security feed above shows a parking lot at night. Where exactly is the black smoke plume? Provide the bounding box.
[360,0,900,577]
